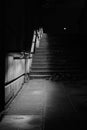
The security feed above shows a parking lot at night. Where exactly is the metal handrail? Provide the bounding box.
[30,30,36,54]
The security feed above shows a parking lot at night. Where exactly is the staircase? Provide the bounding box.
[29,33,50,79]
[29,33,83,82]
[29,33,67,80]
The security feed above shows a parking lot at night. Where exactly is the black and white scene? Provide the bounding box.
[0,0,87,129]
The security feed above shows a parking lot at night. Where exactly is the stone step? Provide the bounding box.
[31,68,80,73]
[35,49,60,52]
[31,62,66,65]
[31,63,65,67]
[30,69,64,73]
[31,64,80,69]
[31,64,65,67]
[30,72,57,75]
[29,75,51,79]
[32,62,65,65]
[38,49,64,52]
[31,67,62,70]
[37,47,61,49]
[31,66,80,70]
[33,58,66,61]
[34,52,64,55]
[33,55,65,58]
[34,53,57,55]
[30,72,81,79]
[35,51,64,54]
[32,59,66,62]
[38,46,49,48]
[36,47,60,50]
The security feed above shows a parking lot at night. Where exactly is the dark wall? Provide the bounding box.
[78,0,87,34]
[23,0,41,51]
[41,0,86,34]
[0,5,5,113]
[4,0,40,52]
[4,1,25,52]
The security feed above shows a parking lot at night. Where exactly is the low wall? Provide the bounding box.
[5,54,25,107]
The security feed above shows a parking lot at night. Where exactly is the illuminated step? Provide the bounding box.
[31,69,61,73]
[32,62,65,65]
[32,65,66,68]
[29,75,51,79]
[34,54,65,58]
[32,59,66,62]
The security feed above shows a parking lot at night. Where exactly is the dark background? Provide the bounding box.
[0,0,87,112]
[3,0,87,52]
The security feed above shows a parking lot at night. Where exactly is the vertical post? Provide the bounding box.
[24,52,27,83]
[24,52,29,83]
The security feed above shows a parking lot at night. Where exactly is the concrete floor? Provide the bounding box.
[0,79,87,130]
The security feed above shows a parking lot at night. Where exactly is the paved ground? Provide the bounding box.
[0,79,87,130]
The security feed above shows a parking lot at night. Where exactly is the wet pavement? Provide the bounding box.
[0,79,87,129]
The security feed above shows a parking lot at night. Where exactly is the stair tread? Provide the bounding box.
[30,74,51,76]
[31,70,62,72]
[32,62,65,64]
[30,36,80,79]
[33,55,65,57]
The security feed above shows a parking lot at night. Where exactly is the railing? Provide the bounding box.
[30,30,36,54]
[4,28,43,110]
[29,28,43,70]
[5,74,25,109]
